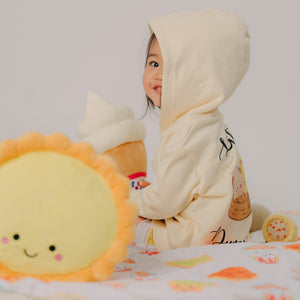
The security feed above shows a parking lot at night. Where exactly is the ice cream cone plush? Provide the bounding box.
[78,92,147,190]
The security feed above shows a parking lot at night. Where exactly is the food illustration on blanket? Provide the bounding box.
[244,245,279,264]
[207,266,258,281]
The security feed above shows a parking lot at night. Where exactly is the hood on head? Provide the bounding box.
[148,8,250,131]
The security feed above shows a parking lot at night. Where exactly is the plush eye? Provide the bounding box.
[49,245,56,252]
[13,234,20,240]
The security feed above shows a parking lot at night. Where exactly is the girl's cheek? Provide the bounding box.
[55,254,63,261]
[1,237,9,245]
[143,70,151,87]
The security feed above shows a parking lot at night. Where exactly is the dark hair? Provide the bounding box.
[144,33,157,114]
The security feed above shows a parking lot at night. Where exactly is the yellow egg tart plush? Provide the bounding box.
[0,132,137,282]
[263,214,298,243]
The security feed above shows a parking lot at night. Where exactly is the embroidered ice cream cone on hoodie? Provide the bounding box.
[77,91,147,190]
[228,158,251,221]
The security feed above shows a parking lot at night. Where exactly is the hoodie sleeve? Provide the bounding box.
[130,145,199,220]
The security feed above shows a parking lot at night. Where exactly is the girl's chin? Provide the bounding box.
[153,99,161,108]
[147,94,161,108]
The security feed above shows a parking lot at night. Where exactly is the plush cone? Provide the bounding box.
[78,92,147,190]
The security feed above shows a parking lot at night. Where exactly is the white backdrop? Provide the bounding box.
[0,0,299,211]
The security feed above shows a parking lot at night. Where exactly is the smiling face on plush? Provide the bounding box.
[0,151,119,276]
[0,133,136,281]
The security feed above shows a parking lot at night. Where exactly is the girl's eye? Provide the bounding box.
[150,61,159,67]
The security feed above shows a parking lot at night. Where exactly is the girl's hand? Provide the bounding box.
[138,180,151,188]
[135,216,147,226]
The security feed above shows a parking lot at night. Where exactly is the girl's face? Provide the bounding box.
[143,38,163,108]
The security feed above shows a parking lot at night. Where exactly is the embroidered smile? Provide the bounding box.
[23,249,38,258]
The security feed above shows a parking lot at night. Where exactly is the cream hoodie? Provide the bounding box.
[130,8,252,250]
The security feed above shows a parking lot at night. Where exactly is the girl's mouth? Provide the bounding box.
[154,86,162,94]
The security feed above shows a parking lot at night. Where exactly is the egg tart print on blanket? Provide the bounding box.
[228,158,251,220]
[208,266,257,281]
[0,132,137,282]
[244,245,279,264]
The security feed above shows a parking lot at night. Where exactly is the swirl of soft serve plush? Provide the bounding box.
[78,91,147,190]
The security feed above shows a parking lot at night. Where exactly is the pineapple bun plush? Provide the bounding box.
[0,132,137,282]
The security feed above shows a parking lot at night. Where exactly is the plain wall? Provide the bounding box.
[0,0,299,211]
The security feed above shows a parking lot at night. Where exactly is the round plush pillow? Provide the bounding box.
[263,214,298,243]
[0,132,137,281]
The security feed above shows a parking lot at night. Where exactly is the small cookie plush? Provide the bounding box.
[263,214,298,242]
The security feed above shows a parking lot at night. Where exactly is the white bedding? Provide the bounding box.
[0,210,299,300]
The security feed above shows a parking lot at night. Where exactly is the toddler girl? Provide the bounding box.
[131,8,252,250]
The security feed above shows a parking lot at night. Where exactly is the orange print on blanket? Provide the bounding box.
[264,293,292,300]
[207,267,257,281]
[282,243,300,251]
[101,281,126,289]
[134,271,158,281]
[244,245,276,250]
[114,258,136,272]
[169,280,217,292]
[165,255,214,268]
[244,245,279,264]
[254,284,288,290]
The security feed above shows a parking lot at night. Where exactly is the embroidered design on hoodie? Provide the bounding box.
[210,226,247,244]
[228,158,251,221]
[219,128,235,160]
